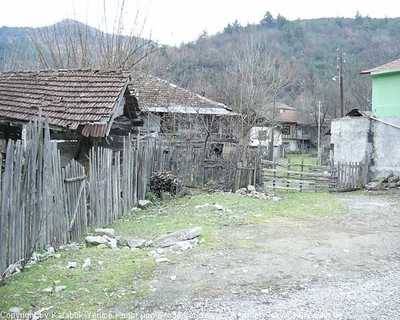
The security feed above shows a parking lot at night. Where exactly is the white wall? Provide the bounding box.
[250,127,282,147]
[371,117,400,178]
[330,117,371,164]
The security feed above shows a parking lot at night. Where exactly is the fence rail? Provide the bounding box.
[262,159,365,192]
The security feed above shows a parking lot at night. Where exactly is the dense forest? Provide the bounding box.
[1,12,400,121]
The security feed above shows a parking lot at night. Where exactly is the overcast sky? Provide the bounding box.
[1,0,400,46]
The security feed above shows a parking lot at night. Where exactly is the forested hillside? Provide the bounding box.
[1,12,400,119]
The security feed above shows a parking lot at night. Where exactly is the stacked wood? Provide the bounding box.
[150,171,184,198]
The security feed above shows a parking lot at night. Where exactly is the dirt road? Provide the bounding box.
[134,192,400,319]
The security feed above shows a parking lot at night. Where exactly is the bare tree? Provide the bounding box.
[28,0,157,70]
[221,35,294,152]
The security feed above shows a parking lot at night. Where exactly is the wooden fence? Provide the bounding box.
[262,159,366,192]
[88,134,159,228]
[0,128,169,278]
[157,135,266,190]
[0,121,88,277]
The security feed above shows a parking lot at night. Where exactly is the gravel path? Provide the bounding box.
[130,192,400,319]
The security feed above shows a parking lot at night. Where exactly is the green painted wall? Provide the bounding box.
[371,70,400,117]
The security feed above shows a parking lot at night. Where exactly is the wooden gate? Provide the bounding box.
[334,161,366,191]
[262,160,366,192]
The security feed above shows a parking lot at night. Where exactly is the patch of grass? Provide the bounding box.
[112,191,344,243]
[0,248,154,314]
[279,154,318,165]
[0,189,347,314]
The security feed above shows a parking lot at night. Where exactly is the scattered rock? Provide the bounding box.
[82,258,91,269]
[195,203,210,209]
[388,182,398,189]
[119,236,148,249]
[42,287,53,293]
[45,245,55,254]
[155,257,171,263]
[98,260,104,266]
[170,275,177,281]
[85,236,109,246]
[64,243,80,251]
[147,250,158,257]
[388,175,400,184]
[54,285,66,293]
[199,239,206,245]
[138,199,152,209]
[235,188,247,195]
[108,238,118,250]
[95,228,115,238]
[66,262,77,269]
[153,227,203,248]
[53,280,61,286]
[213,203,224,211]
[247,185,256,192]
[171,241,192,252]
[9,307,23,313]
[365,181,384,191]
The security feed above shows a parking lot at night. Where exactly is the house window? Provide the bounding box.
[282,125,291,135]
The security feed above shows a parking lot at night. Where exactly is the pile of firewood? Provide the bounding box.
[150,171,184,198]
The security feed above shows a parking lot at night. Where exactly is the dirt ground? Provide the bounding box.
[126,192,400,319]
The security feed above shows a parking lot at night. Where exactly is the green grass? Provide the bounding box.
[0,248,154,313]
[279,153,318,165]
[0,190,344,314]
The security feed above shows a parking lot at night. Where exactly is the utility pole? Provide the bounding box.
[317,100,321,165]
[338,47,345,117]
[269,96,276,161]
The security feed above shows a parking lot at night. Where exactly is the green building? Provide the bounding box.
[361,59,400,117]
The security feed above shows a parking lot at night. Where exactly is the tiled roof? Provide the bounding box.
[277,109,313,125]
[131,74,232,115]
[0,69,131,137]
[360,59,400,75]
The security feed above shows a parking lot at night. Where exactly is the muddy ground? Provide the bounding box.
[124,192,400,319]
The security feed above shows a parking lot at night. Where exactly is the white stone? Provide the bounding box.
[82,258,91,269]
[108,238,118,250]
[138,200,152,209]
[213,203,224,211]
[54,286,66,293]
[66,262,77,269]
[94,228,115,238]
[9,307,23,313]
[85,236,108,246]
[155,257,171,263]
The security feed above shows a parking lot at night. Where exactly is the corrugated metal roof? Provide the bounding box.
[141,106,234,115]
[131,74,234,115]
[0,69,130,137]
[346,109,372,118]
[360,59,400,75]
